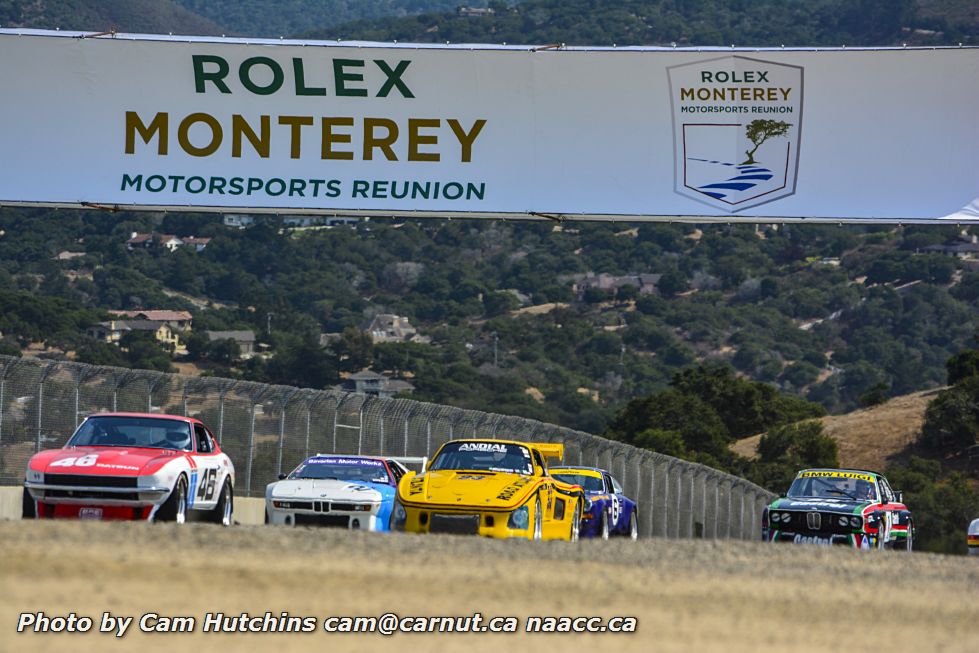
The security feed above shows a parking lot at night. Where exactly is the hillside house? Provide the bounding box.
[205,330,256,357]
[364,314,430,344]
[918,233,979,259]
[88,320,182,352]
[126,232,211,252]
[571,272,661,300]
[109,310,193,331]
[337,371,415,399]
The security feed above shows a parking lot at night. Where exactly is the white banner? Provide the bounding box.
[0,30,976,223]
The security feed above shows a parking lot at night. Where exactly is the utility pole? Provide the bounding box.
[266,312,273,336]
[493,331,499,368]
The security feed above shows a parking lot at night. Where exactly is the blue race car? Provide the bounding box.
[550,466,639,539]
[265,454,424,530]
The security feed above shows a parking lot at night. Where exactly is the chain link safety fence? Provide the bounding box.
[0,356,774,539]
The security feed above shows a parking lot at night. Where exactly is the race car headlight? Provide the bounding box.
[26,469,43,483]
[771,512,781,523]
[583,497,592,511]
[391,500,407,530]
[780,512,791,523]
[508,505,529,531]
[849,516,863,529]
[838,516,848,527]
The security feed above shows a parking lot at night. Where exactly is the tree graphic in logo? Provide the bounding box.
[742,119,792,165]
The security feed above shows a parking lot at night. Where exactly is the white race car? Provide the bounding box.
[23,412,235,525]
[266,454,425,531]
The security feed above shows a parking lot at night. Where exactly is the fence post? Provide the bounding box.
[646,454,656,539]
[695,468,706,538]
[358,397,375,455]
[738,485,746,539]
[687,467,695,538]
[276,389,299,477]
[0,359,23,449]
[245,402,257,496]
[727,478,736,538]
[716,475,724,538]
[147,375,165,413]
[305,404,312,460]
[35,380,44,453]
[217,387,233,445]
[331,399,339,453]
[0,368,5,449]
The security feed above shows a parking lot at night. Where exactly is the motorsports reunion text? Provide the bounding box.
[122,54,488,203]
[16,611,638,636]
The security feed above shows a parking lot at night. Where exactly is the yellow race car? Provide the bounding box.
[392,439,584,540]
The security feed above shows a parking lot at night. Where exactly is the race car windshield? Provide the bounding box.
[787,474,878,502]
[430,442,534,475]
[67,416,194,452]
[289,458,392,484]
[551,473,605,492]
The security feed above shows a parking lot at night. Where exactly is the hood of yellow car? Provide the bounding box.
[399,470,542,510]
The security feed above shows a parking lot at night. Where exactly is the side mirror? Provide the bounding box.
[277,473,287,480]
[893,490,903,504]
[779,492,786,498]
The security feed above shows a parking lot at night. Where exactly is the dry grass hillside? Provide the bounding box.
[731,389,942,471]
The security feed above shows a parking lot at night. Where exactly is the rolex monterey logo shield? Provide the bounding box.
[668,56,803,211]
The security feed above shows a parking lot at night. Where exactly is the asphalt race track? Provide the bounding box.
[2,521,976,652]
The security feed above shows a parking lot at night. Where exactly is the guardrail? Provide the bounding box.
[0,355,773,538]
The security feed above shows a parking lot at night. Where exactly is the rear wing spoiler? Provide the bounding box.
[390,456,428,471]
[533,443,564,463]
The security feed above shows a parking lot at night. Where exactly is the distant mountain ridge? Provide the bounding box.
[3,1,974,46]
[311,0,976,47]
[0,0,224,35]
[173,1,490,38]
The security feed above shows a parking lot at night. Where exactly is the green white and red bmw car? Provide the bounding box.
[763,469,913,550]
[23,413,234,525]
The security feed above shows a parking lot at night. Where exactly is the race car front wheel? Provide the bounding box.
[629,511,639,540]
[600,511,610,540]
[22,488,36,519]
[569,498,581,542]
[532,496,543,541]
[210,481,233,526]
[900,521,914,552]
[156,475,188,524]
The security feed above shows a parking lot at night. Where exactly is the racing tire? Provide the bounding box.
[210,481,233,526]
[156,475,188,524]
[600,510,610,541]
[532,496,543,541]
[628,511,639,540]
[569,498,581,542]
[22,488,36,519]
[900,521,914,552]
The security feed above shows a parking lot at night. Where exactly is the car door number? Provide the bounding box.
[196,468,217,502]
[610,495,621,525]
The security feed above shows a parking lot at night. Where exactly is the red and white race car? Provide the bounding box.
[23,412,235,525]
